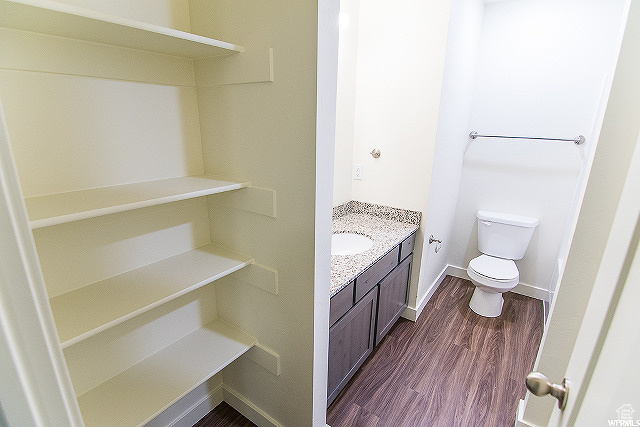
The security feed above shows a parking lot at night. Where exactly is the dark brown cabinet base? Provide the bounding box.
[327,232,416,407]
[375,255,411,346]
[327,287,377,406]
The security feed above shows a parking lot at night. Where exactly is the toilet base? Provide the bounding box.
[469,287,504,317]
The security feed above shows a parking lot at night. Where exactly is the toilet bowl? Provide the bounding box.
[466,210,538,317]
[467,254,519,317]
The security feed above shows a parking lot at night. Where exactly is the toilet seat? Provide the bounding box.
[468,255,518,281]
[467,268,519,292]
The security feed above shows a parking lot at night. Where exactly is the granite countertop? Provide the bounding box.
[330,201,421,297]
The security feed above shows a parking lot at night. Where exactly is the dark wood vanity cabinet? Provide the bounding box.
[327,232,416,406]
[354,245,399,301]
[327,287,377,406]
[375,255,411,345]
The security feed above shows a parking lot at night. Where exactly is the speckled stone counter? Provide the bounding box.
[331,201,421,297]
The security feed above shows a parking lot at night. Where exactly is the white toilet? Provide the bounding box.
[467,210,539,317]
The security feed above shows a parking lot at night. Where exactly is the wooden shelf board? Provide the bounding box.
[26,175,250,229]
[51,244,253,348]
[77,319,256,427]
[0,0,244,58]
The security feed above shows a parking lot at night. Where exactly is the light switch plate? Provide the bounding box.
[353,163,363,180]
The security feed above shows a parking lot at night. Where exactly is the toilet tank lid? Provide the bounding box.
[477,210,539,227]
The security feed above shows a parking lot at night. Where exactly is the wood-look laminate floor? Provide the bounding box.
[194,402,257,427]
[326,276,544,427]
[195,276,543,427]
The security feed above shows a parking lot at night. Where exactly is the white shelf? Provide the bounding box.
[77,319,256,427]
[0,0,244,58]
[50,244,253,348]
[25,175,250,228]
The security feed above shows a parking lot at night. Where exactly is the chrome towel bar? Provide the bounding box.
[469,131,585,145]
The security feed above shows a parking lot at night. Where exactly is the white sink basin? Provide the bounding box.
[331,233,374,256]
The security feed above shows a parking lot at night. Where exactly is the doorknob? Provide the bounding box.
[525,372,570,410]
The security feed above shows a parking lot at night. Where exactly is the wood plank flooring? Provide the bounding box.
[326,276,544,427]
[193,402,256,427]
[195,276,543,427]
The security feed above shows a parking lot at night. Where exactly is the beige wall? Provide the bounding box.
[332,0,359,206]
[0,0,332,425]
[191,0,328,425]
[334,0,452,309]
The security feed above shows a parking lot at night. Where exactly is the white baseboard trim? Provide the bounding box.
[146,380,224,427]
[514,399,540,427]
[512,283,552,302]
[223,385,283,427]
[155,383,282,427]
[402,264,449,321]
[446,265,468,280]
[447,265,551,302]
[169,385,224,427]
[147,374,282,427]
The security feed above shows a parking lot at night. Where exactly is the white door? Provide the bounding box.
[517,0,640,425]
[516,0,640,426]
[548,133,640,425]
[0,102,82,425]
[519,112,640,427]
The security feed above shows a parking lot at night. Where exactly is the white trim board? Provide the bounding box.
[150,383,284,427]
[148,377,285,427]
[402,264,449,322]
[515,399,540,427]
[171,386,224,427]
[145,380,224,427]
[402,264,552,322]
[446,265,552,302]
[223,386,284,427]
[195,48,274,87]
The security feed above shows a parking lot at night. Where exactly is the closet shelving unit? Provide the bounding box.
[76,319,256,426]
[0,0,244,58]
[26,175,250,228]
[51,243,253,349]
[0,0,258,425]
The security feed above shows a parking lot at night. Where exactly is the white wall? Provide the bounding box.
[343,0,452,303]
[332,0,359,206]
[350,0,450,209]
[415,0,484,313]
[521,1,638,422]
[448,0,627,295]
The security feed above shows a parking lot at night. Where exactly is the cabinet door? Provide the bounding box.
[327,286,378,406]
[375,255,412,346]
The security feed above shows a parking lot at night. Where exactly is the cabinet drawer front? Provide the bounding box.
[329,281,354,326]
[400,232,416,261]
[355,245,399,302]
[327,287,377,406]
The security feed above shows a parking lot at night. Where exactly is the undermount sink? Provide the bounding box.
[331,233,374,256]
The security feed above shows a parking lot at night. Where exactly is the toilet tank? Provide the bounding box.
[477,211,539,260]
